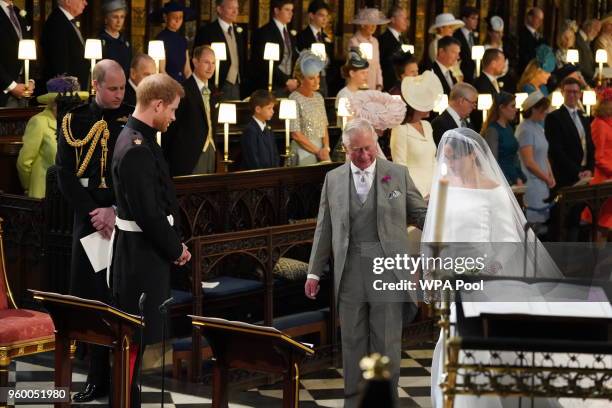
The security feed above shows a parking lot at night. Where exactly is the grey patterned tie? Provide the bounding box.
[7,4,22,39]
[201,86,216,152]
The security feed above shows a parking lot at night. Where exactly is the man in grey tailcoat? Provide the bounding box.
[305,118,427,407]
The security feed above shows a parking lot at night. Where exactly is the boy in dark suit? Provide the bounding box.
[296,0,332,96]
[241,90,280,170]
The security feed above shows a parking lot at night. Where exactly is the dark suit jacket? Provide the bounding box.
[41,8,89,89]
[240,118,280,170]
[377,29,405,91]
[0,5,29,105]
[193,20,247,95]
[518,25,545,73]
[545,105,595,188]
[162,76,218,176]
[471,73,500,131]
[453,29,477,85]
[431,110,460,146]
[296,25,332,55]
[250,21,296,92]
[431,61,456,95]
[575,33,596,86]
[123,81,136,107]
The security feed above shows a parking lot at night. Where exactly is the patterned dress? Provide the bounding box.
[289,90,328,166]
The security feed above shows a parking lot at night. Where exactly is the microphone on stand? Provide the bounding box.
[138,293,146,406]
[159,297,174,408]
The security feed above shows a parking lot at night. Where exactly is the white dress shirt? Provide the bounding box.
[350,160,376,203]
[564,104,587,166]
[446,106,463,128]
[218,17,231,33]
[273,18,287,36]
[387,27,401,42]
[435,60,454,89]
[253,116,267,132]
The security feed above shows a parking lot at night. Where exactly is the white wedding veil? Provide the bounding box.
[421,127,562,279]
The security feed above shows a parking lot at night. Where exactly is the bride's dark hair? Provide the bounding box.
[444,128,489,157]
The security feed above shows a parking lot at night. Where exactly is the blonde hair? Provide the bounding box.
[136,73,184,107]
[517,60,543,92]
[556,28,575,50]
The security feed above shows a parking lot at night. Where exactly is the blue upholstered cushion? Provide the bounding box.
[171,308,329,352]
[170,276,264,306]
[172,336,208,351]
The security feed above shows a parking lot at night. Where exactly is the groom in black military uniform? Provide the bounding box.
[110,73,190,408]
[55,59,132,402]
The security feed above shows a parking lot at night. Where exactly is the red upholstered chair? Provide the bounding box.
[0,218,55,388]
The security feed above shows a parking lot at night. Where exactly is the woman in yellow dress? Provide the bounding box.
[16,76,87,198]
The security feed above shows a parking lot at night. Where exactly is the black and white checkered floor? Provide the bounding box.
[6,345,434,407]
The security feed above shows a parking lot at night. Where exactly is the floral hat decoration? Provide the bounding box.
[348,90,406,131]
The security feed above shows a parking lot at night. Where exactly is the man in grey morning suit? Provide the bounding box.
[305,118,427,407]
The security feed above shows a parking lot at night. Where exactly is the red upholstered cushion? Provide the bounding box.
[0,309,55,345]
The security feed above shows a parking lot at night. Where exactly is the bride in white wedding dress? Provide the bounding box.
[420,128,596,408]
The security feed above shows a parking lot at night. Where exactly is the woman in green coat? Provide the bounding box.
[16,77,87,198]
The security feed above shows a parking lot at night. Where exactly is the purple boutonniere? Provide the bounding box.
[382,175,391,183]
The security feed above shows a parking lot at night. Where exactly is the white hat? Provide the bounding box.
[522,90,546,111]
[489,16,504,32]
[401,71,444,112]
[428,13,465,34]
[350,8,390,25]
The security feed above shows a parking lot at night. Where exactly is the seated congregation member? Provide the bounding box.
[430,36,461,95]
[335,48,369,127]
[0,0,35,107]
[296,0,332,97]
[41,0,89,88]
[155,1,194,83]
[290,51,330,166]
[162,45,218,176]
[431,82,477,145]
[379,4,410,91]
[516,91,555,225]
[453,6,479,85]
[250,0,297,97]
[517,44,555,96]
[348,8,389,91]
[582,88,612,240]
[387,50,418,96]
[125,53,156,106]
[482,92,525,186]
[17,76,87,198]
[390,71,442,198]
[241,90,280,170]
[193,0,247,101]
[99,0,131,78]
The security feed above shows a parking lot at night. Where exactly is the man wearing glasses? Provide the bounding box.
[431,82,478,145]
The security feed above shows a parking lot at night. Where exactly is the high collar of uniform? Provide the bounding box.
[126,115,157,141]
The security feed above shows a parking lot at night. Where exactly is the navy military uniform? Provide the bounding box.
[110,115,183,407]
[55,100,133,398]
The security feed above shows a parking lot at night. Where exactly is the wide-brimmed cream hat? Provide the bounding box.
[521,90,546,111]
[350,8,390,25]
[428,13,465,34]
[401,70,444,112]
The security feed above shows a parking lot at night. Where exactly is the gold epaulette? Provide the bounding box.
[61,113,110,188]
